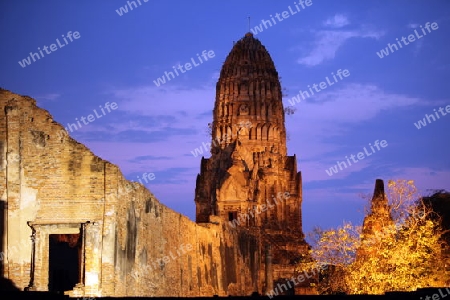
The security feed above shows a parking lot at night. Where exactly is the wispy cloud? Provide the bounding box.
[323,14,350,28]
[74,127,197,143]
[384,168,450,195]
[407,23,420,29]
[108,85,214,118]
[301,159,372,182]
[288,83,423,127]
[297,29,383,66]
[128,155,172,163]
[412,39,424,56]
[297,15,383,66]
[285,83,426,172]
[35,93,61,101]
[89,84,216,143]
[73,84,217,196]
[405,23,424,56]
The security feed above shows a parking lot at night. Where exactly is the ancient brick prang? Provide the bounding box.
[361,179,393,238]
[194,33,309,293]
[356,179,394,261]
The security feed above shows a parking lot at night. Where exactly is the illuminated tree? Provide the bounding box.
[307,180,449,294]
[306,222,361,294]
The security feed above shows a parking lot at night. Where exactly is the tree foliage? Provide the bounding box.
[306,180,449,295]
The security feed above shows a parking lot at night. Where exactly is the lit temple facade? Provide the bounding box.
[194,32,310,293]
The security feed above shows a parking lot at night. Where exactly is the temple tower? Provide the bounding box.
[361,179,393,238]
[357,179,394,260]
[194,33,309,293]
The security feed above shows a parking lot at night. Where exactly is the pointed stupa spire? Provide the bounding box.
[212,33,286,155]
[362,179,393,237]
[194,32,309,292]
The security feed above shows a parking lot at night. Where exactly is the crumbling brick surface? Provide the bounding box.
[0,89,256,297]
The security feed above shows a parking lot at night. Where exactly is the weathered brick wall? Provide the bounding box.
[0,89,108,292]
[0,89,259,296]
[112,189,260,296]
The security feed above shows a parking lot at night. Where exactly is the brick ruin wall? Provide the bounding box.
[0,89,260,297]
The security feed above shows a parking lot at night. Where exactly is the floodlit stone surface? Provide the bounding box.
[0,89,256,297]
[361,179,394,237]
[194,33,309,293]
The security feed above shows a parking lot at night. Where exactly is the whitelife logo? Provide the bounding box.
[325,140,388,176]
[131,243,193,280]
[419,288,450,300]
[266,264,327,298]
[250,0,313,35]
[228,192,290,228]
[376,22,439,59]
[153,50,215,87]
[62,102,118,135]
[190,121,253,158]
[413,104,450,129]
[18,31,81,68]
[287,68,350,107]
[115,0,149,16]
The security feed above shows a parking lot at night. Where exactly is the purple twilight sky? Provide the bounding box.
[1,0,450,233]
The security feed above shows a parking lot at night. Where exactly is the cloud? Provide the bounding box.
[35,93,61,101]
[287,83,423,130]
[128,155,172,163]
[107,84,214,121]
[147,167,193,184]
[68,85,218,203]
[301,159,372,182]
[297,29,383,66]
[73,126,197,143]
[284,82,450,200]
[412,38,424,56]
[66,85,215,143]
[323,14,350,28]
[285,83,426,168]
[297,15,383,66]
[385,167,450,194]
[111,85,213,129]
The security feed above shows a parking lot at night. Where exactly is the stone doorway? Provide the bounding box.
[48,234,81,293]
[26,222,88,293]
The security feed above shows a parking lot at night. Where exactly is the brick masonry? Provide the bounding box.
[0,89,258,297]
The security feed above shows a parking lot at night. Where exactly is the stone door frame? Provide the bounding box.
[25,222,89,292]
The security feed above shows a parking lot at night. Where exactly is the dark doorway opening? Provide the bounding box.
[228,211,237,221]
[48,234,81,293]
[273,278,295,296]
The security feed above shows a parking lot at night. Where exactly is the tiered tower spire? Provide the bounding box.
[195,34,309,291]
[212,32,287,156]
[195,33,297,228]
